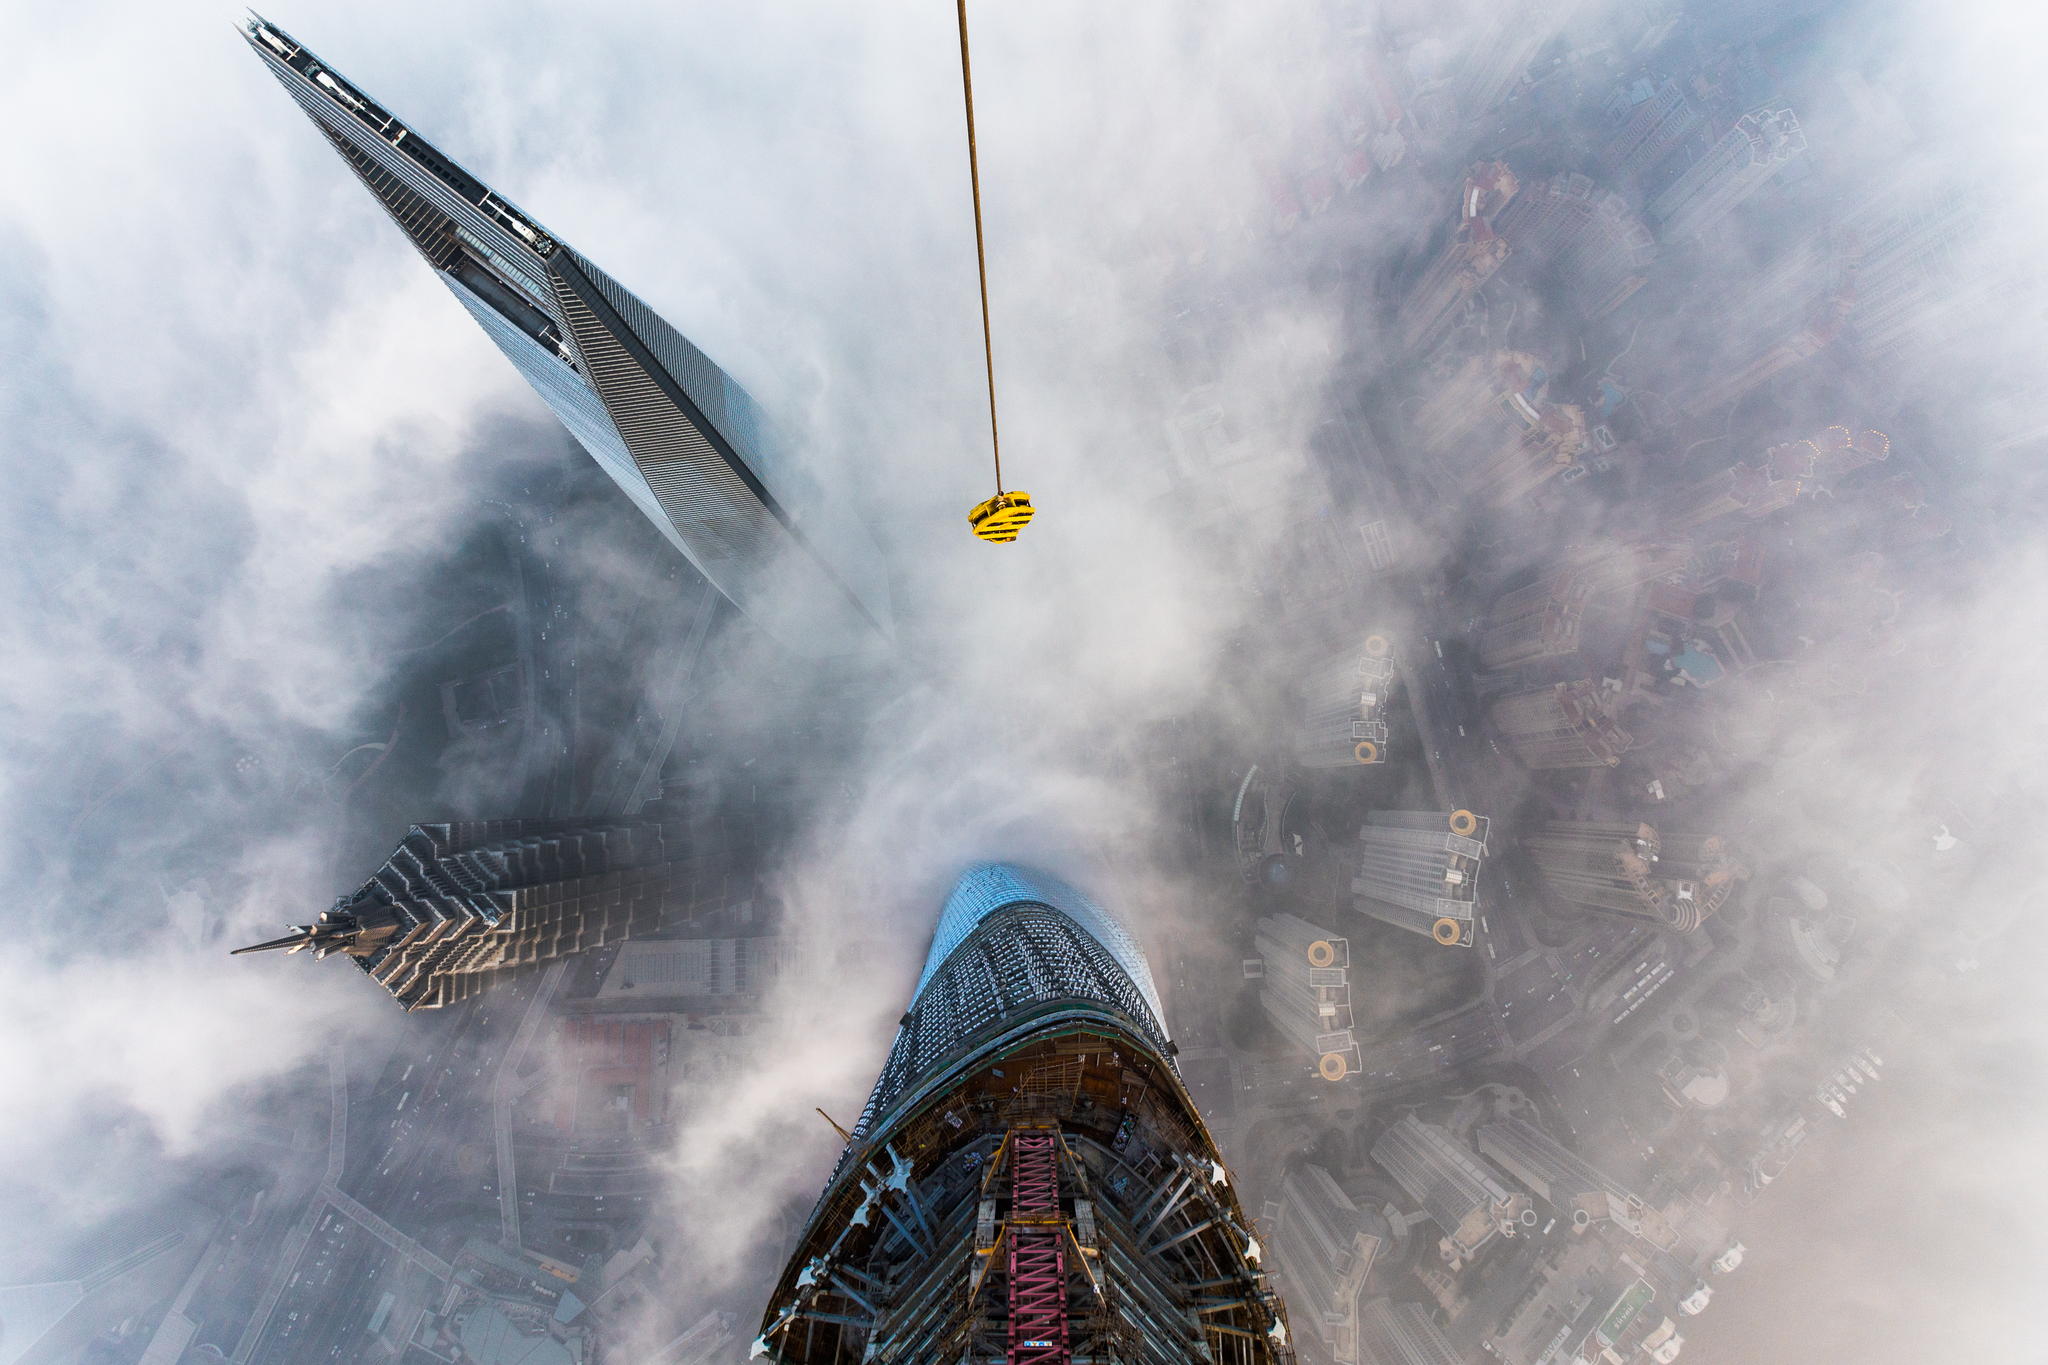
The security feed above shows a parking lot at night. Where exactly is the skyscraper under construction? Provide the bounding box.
[241,16,891,654]
[756,864,1292,1363]
[233,815,735,1010]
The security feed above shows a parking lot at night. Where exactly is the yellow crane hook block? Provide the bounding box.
[968,490,1035,543]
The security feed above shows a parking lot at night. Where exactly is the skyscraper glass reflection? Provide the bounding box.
[242,16,891,655]
[756,863,1293,1364]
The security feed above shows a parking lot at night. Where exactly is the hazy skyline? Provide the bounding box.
[4,1,2045,1361]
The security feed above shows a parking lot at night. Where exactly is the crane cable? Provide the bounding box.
[956,0,1003,498]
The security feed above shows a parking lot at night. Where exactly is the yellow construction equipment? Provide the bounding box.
[956,0,1032,543]
[968,491,1035,542]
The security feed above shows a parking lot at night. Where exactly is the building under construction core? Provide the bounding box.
[755,864,1292,1364]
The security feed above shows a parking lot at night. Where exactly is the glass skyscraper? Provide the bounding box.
[241,17,891,655]
[232,815,737,1011]
[757,863,1292,1363]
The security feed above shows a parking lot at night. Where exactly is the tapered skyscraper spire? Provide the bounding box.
[241,16,891,654]
[756,864,1292,1363]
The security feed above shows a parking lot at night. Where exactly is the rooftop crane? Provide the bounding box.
[956,0,1037,544]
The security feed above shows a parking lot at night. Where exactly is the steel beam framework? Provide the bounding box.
[1007,1130,1070,1364]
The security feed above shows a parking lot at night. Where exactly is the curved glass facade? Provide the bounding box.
[842,863,1171,1144]
[915,862,1163,1021]
[762,863,1293,1363]
[242,16,892,656]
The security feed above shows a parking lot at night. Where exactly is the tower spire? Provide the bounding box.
[230,909,366,959]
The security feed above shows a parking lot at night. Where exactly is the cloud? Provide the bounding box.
[5,0,2047,1360]
[0,0,581,1250]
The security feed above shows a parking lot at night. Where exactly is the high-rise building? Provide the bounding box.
[1844,195,1994,361]
[1678,280,1857,416]
[1273,1164,1389,1364]
[1494,172,1597,262]
[666,1311,739,1365]
[233,816,735,1009]
[1398,229,1509,356]
[1354,1298,1462,1365]
[1404,345,1585,499]
[1521,821,1746,933]
[1647,106,1805,240]
[1600,79,1703,183]
[1294,636,1395,768]
[1488,681,1633,770]
[1478,543,1710,701]
[1351,811,1488,947]
[756,865,1291,1363]
[1370,1115,1533,1267]
[1489,1239,1695,1365]
[1468,397,1589,503]
[1660,425,1890,529]
[1475,540,1693,676]
[1409,350,1545,458]
[1397,164,1518,355]
[1475,1118,1678,1247]
[1476,569,1594,672]
[1449,1,1586,120]
[1342,43,1411,176]
[1254,915,1362,1081]
[1494,174,1658,319]
[1558,192,1658,318]
[1476,1118,1615,1228]
[242,17,891,655]
[1653,226,1855,419]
